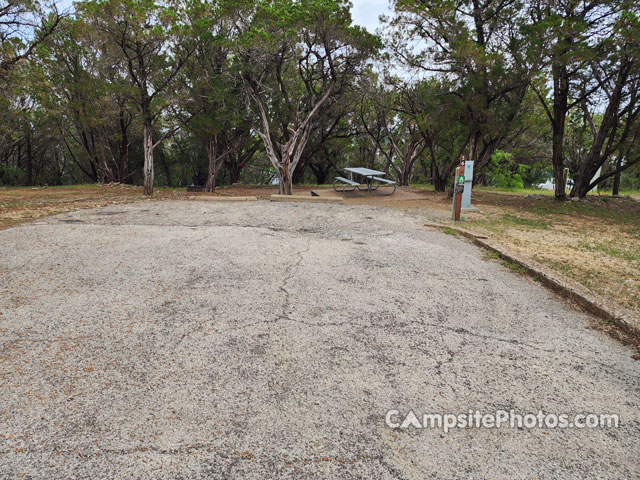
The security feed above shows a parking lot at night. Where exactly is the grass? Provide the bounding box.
[442,227,459,236]
[456,191,640,316]
[482,250,529,275]
[474,186,555,196]
[465,213,550,233]
[500,213,550,228]
[594,188,640,198]
[577,241,640,262]
[501,259,529,275]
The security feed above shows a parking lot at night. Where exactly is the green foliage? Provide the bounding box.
[0,0,636,195]
[0,165,24,185]
[487,150,526,190]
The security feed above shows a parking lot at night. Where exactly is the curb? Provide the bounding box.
[270,195,343,204]
[424,223,488,240]
[188,196,257,202]
[424,223,640,336]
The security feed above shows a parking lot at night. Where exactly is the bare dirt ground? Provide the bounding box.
[1,200,638,479]
[0,185,186,230]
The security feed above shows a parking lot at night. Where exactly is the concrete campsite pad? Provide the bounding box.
[0,201,638,479]
[310,186,425,202]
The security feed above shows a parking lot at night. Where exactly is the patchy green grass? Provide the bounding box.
[442,227,459,236]
[501,259,529,275]
[595,189,640,199]
[521,197,640,227]
[500,213,550,229]
[474,186,555,196]
[410,184,436,192]
[482,249,529,275]
[577,241,640,262]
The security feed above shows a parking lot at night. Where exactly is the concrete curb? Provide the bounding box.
[188,196,258,202]
[270,194,343,204]
[425,222,640,336]
[424,222,488,240]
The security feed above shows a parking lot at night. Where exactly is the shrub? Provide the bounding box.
[486,150,525,190]
[0,165,23,186]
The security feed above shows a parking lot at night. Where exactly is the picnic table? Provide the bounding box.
[333,167,396,196]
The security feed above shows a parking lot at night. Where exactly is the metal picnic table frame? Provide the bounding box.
[333,167,397,196]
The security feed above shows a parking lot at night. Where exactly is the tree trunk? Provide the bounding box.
[228,157,241,184]
[400,166,410,186]
[26,129,33,186]
[433,174,448,192]
[292,161,306,184]
[612,156,622,195]
[278,161,293,195]
[551,61,569,200]
[205,136,217,192]
[310,162,330,185]
[570,61,630,198]
[143,116,154,196]
[117,108,129,183]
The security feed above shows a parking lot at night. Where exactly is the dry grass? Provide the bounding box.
[395,189,640,317]
[0,184,187,230]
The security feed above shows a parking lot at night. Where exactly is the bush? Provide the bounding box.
[487,150,525,190]
[520,161,548,187]
[0,164,23,186]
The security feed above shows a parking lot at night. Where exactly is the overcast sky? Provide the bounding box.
[350,0,391,33]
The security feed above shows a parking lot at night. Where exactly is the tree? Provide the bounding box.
[569,9,640,197]
[0,0,61,81]
[183,1,259,191]
[529,0,622,199]
[82,0,197,195]
[33,17,136,183]
[238,0,377,194]
[387,0,547,180]
[360,84,427,186]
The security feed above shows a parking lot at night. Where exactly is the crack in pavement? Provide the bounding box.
[277,240,311,323]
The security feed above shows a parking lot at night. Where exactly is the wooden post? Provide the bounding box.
[452,156,466,221]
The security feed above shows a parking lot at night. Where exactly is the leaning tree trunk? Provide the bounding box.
[142,116,154,196]
[570,62,629,199]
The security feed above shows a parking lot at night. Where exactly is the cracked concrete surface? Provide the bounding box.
[0,200,638,479]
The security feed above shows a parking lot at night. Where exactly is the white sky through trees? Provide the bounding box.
[351,0,390,33]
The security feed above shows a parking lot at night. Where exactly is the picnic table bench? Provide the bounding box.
[333,167,396,196]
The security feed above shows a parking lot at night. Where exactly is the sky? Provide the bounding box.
[350,0,391,33]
